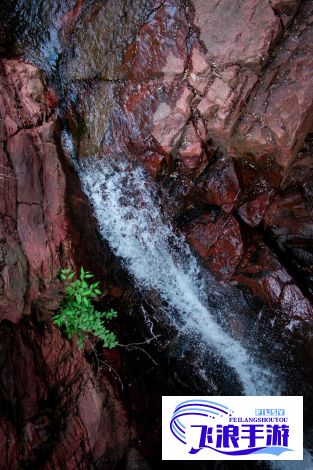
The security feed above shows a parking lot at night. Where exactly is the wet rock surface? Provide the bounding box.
[185,209,243,281]
[0,318,130,469]
[1,0,313,468]
[0,55,140,469]
[0,59,68,322]
[192,0,282,72]
[230,0,313,182]
[61,0,313,284]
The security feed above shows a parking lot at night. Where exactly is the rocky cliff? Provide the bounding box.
[1,0,313,468]
[0,55,136,469]
[65,0,313,322]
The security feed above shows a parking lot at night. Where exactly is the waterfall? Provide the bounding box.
[77,154,278,396]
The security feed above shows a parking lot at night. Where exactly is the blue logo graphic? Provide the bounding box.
[170,399,294,457]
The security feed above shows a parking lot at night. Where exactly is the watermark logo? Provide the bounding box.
[162,396,303,460]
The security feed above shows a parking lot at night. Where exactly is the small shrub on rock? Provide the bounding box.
[52,267,117,349]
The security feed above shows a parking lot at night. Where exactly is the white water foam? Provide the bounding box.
[78,156,277,396]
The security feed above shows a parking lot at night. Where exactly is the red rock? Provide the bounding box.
[143,152,166,178]
[238,192,271,227]
[0,59,75,322]
[61,0,313,330]
[264,194,313,240]
[120,80,193,158]
[188,42,210,95]
[8,124,69,309]
[103,348,122,370]
[0,320,130,469]
[3,61,48,127]
[0,145,16,218]
[178,123,203,167]
[150,86,193,155]
[235,242,313,319]
[2,4,313,467]
[75,77,193,167]
[44,88,58,109]
[175,152,209,184]
[230,1,313,181]
[64,0,163,82]
[192,0,281,72]
[66,2,191,167]
[122,1,188,81]
[197,67,257,142]
[270,0,301,27]
[201,156,240,213]
[71,81,116,159]
[263,192,313,298]
[194,117,207,142]
[4,115,18,137]
[7,130,43,204]
[270,0,299,11]
[0,69,22,137]
[185,211,243,280]
[77,377,128,460]
[179,151,206,172]
[126,448,150,470]
[0,417,18,470]
[58,0,85,26]
[0,139,27,321]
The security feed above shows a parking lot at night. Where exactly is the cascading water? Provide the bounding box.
[3,0,313,466]
[75,153,313,469]
[77,154,278,396]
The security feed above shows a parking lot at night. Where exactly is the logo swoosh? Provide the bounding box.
[170,400,230,446]
[189,446,294,456]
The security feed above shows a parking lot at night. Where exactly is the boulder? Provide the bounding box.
[185,210,243,281]
[197,67,258,142]
[0,57,132,469]
[112,79,193,160]
[235,242,313,320]
[264,193,313,299]
[199,155,240,213]
[230,0,313,183]
[64,0,162,81]
[121,1,188,81]
[192,0,281,72]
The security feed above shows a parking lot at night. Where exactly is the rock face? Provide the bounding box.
[62,0,313,323]
[185,209,243,281]
[192,0,282,71]
[0,58,133,468]
[1,0,313,467]
[230,0,313,183]
[0,59,69,323]
[0,319,129,469]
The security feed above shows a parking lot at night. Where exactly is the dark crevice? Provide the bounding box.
[263,228,313,305]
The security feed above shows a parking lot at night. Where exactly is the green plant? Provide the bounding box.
[52,267,117,349]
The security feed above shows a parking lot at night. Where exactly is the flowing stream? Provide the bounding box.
[76,153,277,396]
[75,153,313,469]
[3,0,313,466]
